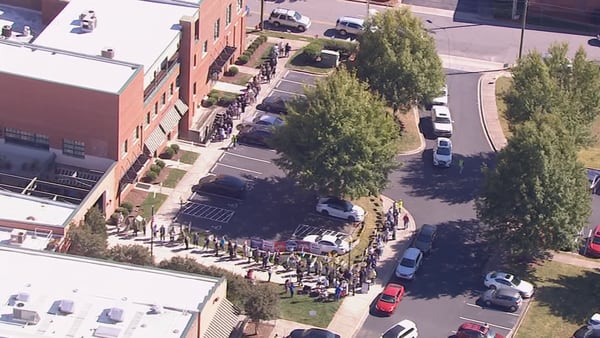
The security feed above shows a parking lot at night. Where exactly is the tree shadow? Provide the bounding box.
[397,151,494,205]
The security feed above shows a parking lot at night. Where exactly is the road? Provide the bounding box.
[246,0,600,65]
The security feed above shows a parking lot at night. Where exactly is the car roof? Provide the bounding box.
[213,174,246,187]
[496,288,520,298]
[594,225,600,235]
[301,328,340,338]
[489,271,514,281]
[383,283,404,295]
[402,247,421,259]
[436,137,452,147]
[320,234,341,243]
[337,16,364,25]
[459,322,487,333]
[420,224,437,235]
[432,105,451,117]
[256,113,283,123]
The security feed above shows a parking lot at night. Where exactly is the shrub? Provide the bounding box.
[204,96,218,106]
[170,144,180,154]
[322,39,357,54]
[162,147,176,159]
[243,50,253,57]
[150,164,162,174]
[218,96,237,107]
[258,35,268,43]
[145,170,158,182]
[226,66,239,76]
[120,202,134,213]
[236,55,249,65]
[155,159,166,169]
[303,41,325,61]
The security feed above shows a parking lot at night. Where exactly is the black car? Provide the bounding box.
[288,328,341,338]
[192,174,247,199]
[572,325,600,338]
[238,125,274,148]
[260,95,290,114]
[412,224,437,254]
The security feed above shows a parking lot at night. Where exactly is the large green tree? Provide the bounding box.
[244,283,280,335]
[66,207,108,258]
[271,68,400,198]
[506,43,600,146]
[356,7,445,107]
[476,114,591,256]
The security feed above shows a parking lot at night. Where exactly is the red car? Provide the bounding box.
[375,283,405,315]
[456,322,504,338]
[587,225,600,257]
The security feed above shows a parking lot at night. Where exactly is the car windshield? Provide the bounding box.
[436,147,451,156]
[380,294,396,303]
[293,12,302,20]
[593,236,600,245]
[400,258,416,268]
[512,276,522,285]
[435,116,451,124]
[416,233,431,243]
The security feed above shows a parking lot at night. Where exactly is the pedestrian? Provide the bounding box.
[142,221,147,236]
[397,199,403,212]
[153,224,158,238]
[296,265,303,284]
[220,237,226,251]
[262,253,269,268]
[184,235,189,250]
[403,214,409,229]
[203,236,210,251]
[229,244,235,260]
[278,41,283,55]
[267,266,273,282]
[458,159,464,174]
[246,246,252,263]
[289,283,295,298]
[159,225,165,241]
[169,227,175,242]
[230,134,237,148]
[193,232,199,247]
[284,43,291,57]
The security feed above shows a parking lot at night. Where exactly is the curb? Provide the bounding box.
[399,106,426,156]
[343,0,398,8]
[477,74,498,153]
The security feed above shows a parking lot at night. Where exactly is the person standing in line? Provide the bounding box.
[184,235,189,250]
[267,266,273,282]
[458,159,465,174]
[203,236,210,251]
[289,283,295,298]
[159,225,166,241]
[403,214,410,229]
[193,232,199,247]
[284,43,291,57]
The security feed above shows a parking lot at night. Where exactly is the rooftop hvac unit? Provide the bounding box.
[107,307,124,322]
[59,299,75,314]
[2,25,12,38]
[13,308,40,325]
[79,10,97,32]
[23,26,31,37]
[101,48,115,59]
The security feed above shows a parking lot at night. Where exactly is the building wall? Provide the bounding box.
[529,0,600,25]
[193,278,228,338]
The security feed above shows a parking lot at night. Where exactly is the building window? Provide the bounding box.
[202,40,208,56]
[194,18,200,40]
[213,19,220,41]
[226,4,232,25]
[176,75,181,88]
[122,139,128,156]
[170,83,174,97]
[154,102,158,116]
[193,82,197,95]
[193,54,197,67]
[237,0,242,11]
[133,126,140,141]
[4,127,49,150]
[146,112,151,126]
[63,139,85,158]
[161,93,166,106]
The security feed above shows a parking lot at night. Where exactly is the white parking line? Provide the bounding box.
[466,302,521,317]
[225,152,272,163]
[466,302,482,309]
[213,163,262,175]
[458,316,513,331]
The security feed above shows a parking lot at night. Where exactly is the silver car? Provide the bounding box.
[481,288,522,312]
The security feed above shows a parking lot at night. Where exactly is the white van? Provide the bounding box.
[268,8,311,32]
[335,16,365,36]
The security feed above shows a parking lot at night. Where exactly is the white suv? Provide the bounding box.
[431,105,453,137]
[395,247,423,280]
[433,137,452,167]
[335,16,364,36]
[268,8,311,32]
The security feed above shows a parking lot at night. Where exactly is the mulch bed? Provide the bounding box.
[242,321,275,338]
[122,189,148,212]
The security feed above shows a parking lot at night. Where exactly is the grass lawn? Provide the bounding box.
[251,43,276,68]
[516,260,600,338]
[248,30,314,42]
[137,193,168,220]
[278,290,341,327]
[179,150,199,165]
[350,196,383,265]
[396,107,422,154]
[162,168,187,188]
[495,76,513,139]
[286,49,335,75]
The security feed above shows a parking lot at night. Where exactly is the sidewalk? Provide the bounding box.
[551,251,600,270]
[479,70,511,152]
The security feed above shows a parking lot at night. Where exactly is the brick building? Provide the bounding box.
[0,0,246,234]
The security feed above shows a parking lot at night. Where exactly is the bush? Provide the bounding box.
[226,66,239,76]
[145,170,158,182]
[170,144,180,154]
[257,35,268,43]
[236,55,249,65]
[162,147,176,159]
[303,41,325,61]
[150,164,162,174]
[120,202,134,213]
[218,96,237,107]
[204,96,218,106]
[322,39,358,54]
[155,159,166,169]
[243,50,253,57]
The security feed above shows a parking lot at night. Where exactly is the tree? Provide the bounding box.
[271,68,400,198]
[244,283,280,335]
[355,7,445,107]
[66,224,107,258]
[106,244,153,266]
[84,206,107,237]
[476,114,591,257]
[505,43,600,146]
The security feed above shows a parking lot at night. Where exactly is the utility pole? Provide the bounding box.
[518,0,529,60]
[259,0,265,30]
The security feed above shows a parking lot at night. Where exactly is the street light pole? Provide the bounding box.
[259,0,265,31]
[518,0,529,60]
[366,0,371,19]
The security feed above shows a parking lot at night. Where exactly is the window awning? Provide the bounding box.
[174,98,188,116]
[209,45,237,75]
[159,105,182,133]
[144,127,167,154]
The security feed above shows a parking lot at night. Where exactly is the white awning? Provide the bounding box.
[144,127,167,154]
[174,98,188,116]
[160,105,182,133]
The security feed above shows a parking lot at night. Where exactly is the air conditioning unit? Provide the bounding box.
[79,10,97,32]
[13,308,40,325]
[101,48,115,59]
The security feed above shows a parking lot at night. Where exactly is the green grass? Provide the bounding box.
[232,73,253,86]
[138,193,168,220]
[248,30,314,42]
[162,168,187,188]
[495,76,513,139]
[179,150,199,165]
[251,43,276,68]
[278,290,341,327]
[516,260,600,337]
[396,107,422,154]
[349,197,383,265]
[286,49,335,75]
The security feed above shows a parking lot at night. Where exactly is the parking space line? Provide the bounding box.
[225,152,272,163]
[465,302,482,309]
[279,78,316,87]
[212,163,262,175]
[458,316,513,331]
[271,88,306,96]
[465,302,521,317]
[182,202,235,223]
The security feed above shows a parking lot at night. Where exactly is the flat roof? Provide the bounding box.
[0,190,76,228]
[0,3,44,43]
[0,227,53,251]
[0,246,221,338]
[34,0,198,82]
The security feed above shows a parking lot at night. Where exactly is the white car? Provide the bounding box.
[268,8,311,32]
[431,105,453,137]
[483,271,534,298]
[335,16,364,36]
[431,84,448,106]
[380,319,418,338]
[316,197,365,222]
[395,247,423,280]
[303,234,350,255]
[433,137,452,167]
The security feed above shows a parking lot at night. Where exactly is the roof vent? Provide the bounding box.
[101,48,115,59]
[79,10,97,33]
[107,307,124,322]
[59,299,75,314]
[23,26,31,37]
[13,308,40,325]
[2,25,12,38]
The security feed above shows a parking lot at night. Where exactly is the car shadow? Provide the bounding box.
[418,116,437,140]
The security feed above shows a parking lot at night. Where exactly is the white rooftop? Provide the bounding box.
[0,3,44,43]
[0,227,53,251]
[34,0,198,83]
[0,190,76,228]
[0,246,221,338]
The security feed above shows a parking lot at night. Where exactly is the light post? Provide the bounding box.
[259,0,265,31]
[518,0,529,60]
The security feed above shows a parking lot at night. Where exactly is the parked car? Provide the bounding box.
[237,125,274,148]
[395,247,423,280]
[572,325,600,338]
[587,168,600,194]
[456,322,504,338]
[375,283,405,315]
[302,234,350,255]
[412,224,437,255]
[483,271,534,298]
[253,113,285,127]
[260,95,291,114]
[586,225,600,257]
[315,197,365,222]
[335,16,364,36]
[268,8,312,32]
[288,328,340,338]
[192,174,247,199]
[380,319,418,338]
[431,105,453,137]
[432,137,452,167]
[431,84,448,106]
[481,288,522,312]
